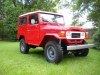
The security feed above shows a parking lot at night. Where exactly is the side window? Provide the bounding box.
[29,14,38,25]
[20,17,27,25]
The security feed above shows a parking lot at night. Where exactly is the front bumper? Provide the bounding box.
[67,44,94,50]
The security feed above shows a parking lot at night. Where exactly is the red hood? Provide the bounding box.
[42,25,85,32]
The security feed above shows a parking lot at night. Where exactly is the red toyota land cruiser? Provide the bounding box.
[17,11,94,63]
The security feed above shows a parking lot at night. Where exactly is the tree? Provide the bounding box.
[0,0,5,19]
[15,0,59,12]
[72,0,100,27]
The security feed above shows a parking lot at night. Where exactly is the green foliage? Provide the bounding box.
[71,19,85,26]
[0,0,59,40]
[16,0,59,12]
[71,0,100,27]
[0,20,4,39]
[0,0,23,40]
[93,28,100,50]
[0,0,5,19]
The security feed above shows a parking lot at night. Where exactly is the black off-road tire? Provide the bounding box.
[74,40,89,57]
[44,41,63,63]
[20,38,29,54]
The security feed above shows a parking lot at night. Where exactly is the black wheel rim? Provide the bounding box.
[47,46,56,61]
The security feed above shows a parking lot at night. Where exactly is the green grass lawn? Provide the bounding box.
[86,39,94,44]
[0,41,100,75]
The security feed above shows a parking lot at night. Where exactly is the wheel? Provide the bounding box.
[74,48,89,56]
[74,40,89,56]
[44,41,63,63]
[20,38,29,54]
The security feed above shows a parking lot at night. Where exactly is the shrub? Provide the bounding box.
[93,28,100,50]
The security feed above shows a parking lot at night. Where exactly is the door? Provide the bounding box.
[26,14,40,45]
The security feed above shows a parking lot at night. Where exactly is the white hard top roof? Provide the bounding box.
[19,11,63,17]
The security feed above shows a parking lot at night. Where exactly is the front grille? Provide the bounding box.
[72,33,80,38]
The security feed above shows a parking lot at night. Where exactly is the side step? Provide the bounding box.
[67,44,94,50]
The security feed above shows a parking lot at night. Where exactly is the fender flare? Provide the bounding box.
[45,33,66,39]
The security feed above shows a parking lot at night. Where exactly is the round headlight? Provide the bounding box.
[66,32,71,36]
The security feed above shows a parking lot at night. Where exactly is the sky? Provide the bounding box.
[58,8,73,26]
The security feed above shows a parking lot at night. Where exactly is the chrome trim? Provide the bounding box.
[67,44,94,50]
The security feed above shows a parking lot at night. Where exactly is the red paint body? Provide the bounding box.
[17,11,86,47]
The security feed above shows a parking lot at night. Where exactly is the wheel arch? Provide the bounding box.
[39,35,59,47]
[19,35,25,40]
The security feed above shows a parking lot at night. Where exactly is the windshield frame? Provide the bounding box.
[39,13,65,25]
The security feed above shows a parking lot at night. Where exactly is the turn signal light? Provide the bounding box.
[59,31,65,37]
[85,32,89,39]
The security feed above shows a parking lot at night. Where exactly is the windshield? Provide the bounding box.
[40,13,65,25]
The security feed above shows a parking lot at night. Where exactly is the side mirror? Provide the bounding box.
[31,19,35,25]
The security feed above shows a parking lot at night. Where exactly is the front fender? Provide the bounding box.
[39,33,66,46]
